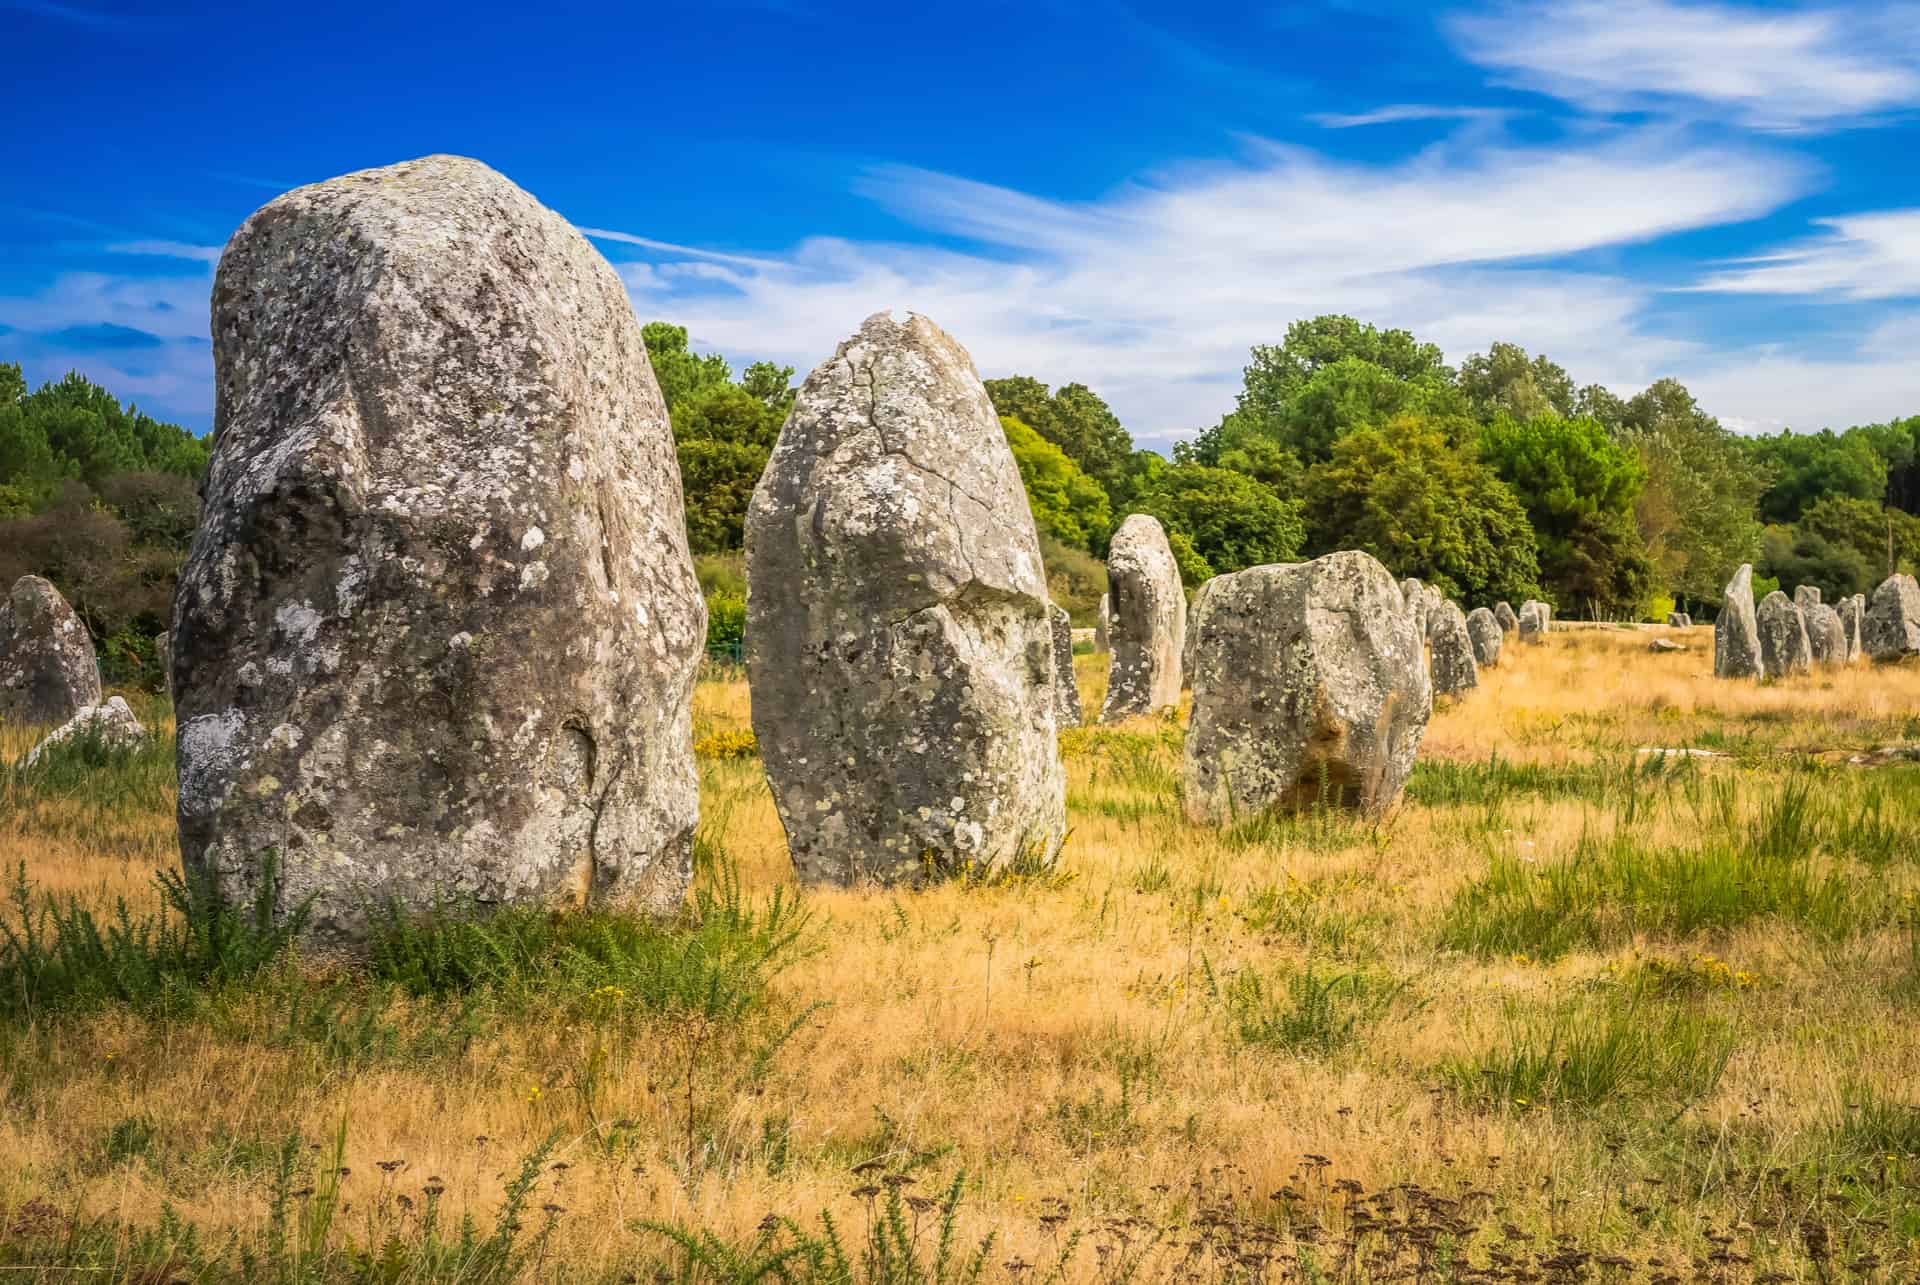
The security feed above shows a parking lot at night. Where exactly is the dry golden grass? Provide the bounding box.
[3,628,1920,1280]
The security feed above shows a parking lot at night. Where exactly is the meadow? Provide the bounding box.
[3,626,1920,1282]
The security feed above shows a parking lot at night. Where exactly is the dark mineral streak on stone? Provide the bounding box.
[175,155,704,942]
[744,311,1065,888]
[1184,552,1430,822]
[0,576,102,726]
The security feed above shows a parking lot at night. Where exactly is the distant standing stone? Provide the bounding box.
[1185,552,1430,820]
[155,630,172,698]
[1864,574,1920,661]
[1841,593,1866,662]
[1756,591,1812,677]
[1714,564,1764,679]
[1465,607,1503,668]
[22,696,147,768]
[1494,601,1519,633]
[1666,611,1692,628]
[1794,585,1822,613]
[1400,578,1429,639]
[1805,603,1846,666]
[0,575,102,726]
[1101,514,1185,720]
[1049,604,1082,729]
[1428,601,1478,696]
[746,311,1065,887]
[1517,601,1547,644]
[175,155,705,942]
[1094,593,1110,653]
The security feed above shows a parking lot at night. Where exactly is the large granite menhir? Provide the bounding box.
[1101,514,1185,720]
[1865,574,1920,662]
[1185,551,1430,821]
[1714,564,1764,679]
[1428,600,1478,696]
[745,312,1065,887]
[175,156,705,942]
[1756,590,1811,677]
[1465,606,1503,668]
[0,575,101,726]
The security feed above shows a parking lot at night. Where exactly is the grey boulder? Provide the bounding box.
[1185,551,1430,821]
[175,155,705,942]
[1101,514,1185,720]
[1517,600,1547,643]
[1756,590,1812,677]
[0,575,102,726]
[745,311,1065,887]
[22,696,147,768]
[1805,603,1846,666]
[1714,564,1764,679]
[1494,601,1519,633]
[1865,574,1920,661]
[1794,585,1822,613]
[1428,600,1479,696]
[1841,593,1866,662]
[1465,607,1503,668]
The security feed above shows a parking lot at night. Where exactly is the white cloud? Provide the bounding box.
[606,130,1805,443]
[1689,208,1920,297]
[0,271,211,341]
[1676,312,1920,433]
[106,239,223,264]
[1307,104,1517,128]
[1447,0,1920,131]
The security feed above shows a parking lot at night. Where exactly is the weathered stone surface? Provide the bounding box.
[1649,638,1686,653]
[1422,585,1446,640]
[1666,611,1693,628]
[1517,600,1547,643]
[1494,601,1518,633]
[175,155,704,942]
[0,575,102,727]
[23,696,146,768]
[155,630,172,698]
[1400,578,1429,640]
[1428,600,1478,696]
[1049,604,1082,729]
[1184,551,1430,821]
[1864,574,1920,661]
[1094,594,1110,652]
[1101,514,1185,720]
[1465,607,1503,668]
[1714,564,1764,679]
[1794,585,1822,613]
[745,311,1065,887]
[1841,593,1866,661]
[1805,603,1846,666]
[1183,574,1225,687]
[1756,590,1812,677]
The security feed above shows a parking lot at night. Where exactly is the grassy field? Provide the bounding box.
[3,625,1920,1282]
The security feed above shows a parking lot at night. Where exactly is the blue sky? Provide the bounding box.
[4,0,1919,450]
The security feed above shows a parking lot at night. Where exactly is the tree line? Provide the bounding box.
[5,316,1919,682]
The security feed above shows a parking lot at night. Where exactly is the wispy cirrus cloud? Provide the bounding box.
[106,239,223,264]
[1307,104,1519,128]
[1689,209,1920,297]
[1447,0,1920,131]
[599,129,1806,444]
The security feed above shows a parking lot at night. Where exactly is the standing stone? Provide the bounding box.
[0,575,102,726]
[1101,514,1185,720]
[1049,604,1082,729]
[1094,594,1110,653]
[1714,564,1764,679]
[1429,601,1479,696]
[1185,552,1430,821]
[1465,607,1503,668]
[745,312,1065,887]
[154,630,173,699]
[1517,601,1547,644]
[1183,574,1225,688]
[1794,585,1822,614]
[1422,585,1446,640]
[1400,578,1429,640]
[175,156,704,942]
[1666,611,1692,628]
[1841,593,1866,662]
[1864,574,1920,661]
[1494,601,1519,633]
[1805,603,1846,666]
[1755,591,1812,677]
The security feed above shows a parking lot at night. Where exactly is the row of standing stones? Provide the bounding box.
[0,157,1590,941]
[1713,563,1920,679]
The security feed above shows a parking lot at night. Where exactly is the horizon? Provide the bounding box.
[4,0,1919,451]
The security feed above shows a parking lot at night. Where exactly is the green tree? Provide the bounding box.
[1745,428,1888,524]
[983,376,1134,505]
[1480,414,1651,615]
[1001,417,1113,552]
[1127,465,1304,582]
[669,382,785,554]
[1792,494,1920,582]
[1459,343,1575,422]
[1619,379,1765,608]
[1304,414,1539,606]
[642,322,732,411]
[1236,315,1451,423]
